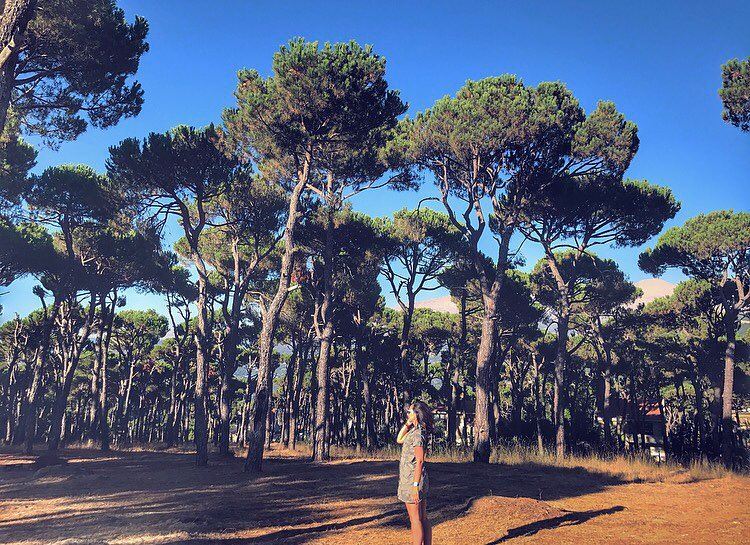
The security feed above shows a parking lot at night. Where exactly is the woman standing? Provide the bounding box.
[397,400,433,545]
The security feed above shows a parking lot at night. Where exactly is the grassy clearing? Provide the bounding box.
[57,439,731,484]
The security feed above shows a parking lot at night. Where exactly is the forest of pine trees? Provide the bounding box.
[1,1,749,475]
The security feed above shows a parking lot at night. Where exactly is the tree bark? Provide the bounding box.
[311,174,338,462]
[0,0,36,134]
[217,325,238,457]
[282,340,298,447]
[397,294,415,397]
[690,360,705,453]
[290,347,307,450]
[244,170,308,472]
[23,299,59,453]
[448,291,467,447]
[545,253,571,459]
[601,342,613,450]
[721,309,737,468]
[98,294,115,451]
[312,320,334,461]
[48,304,95,452]
[473,293,498,463]
[193,275,211,465]
[553,312,569,458]
[87,301,104,441]
[533,352,545,453]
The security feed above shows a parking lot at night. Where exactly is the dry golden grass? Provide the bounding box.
[323,441,730,484]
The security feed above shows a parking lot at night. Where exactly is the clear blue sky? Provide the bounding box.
[2,0,749,321]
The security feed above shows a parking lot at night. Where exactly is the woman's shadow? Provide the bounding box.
[486,505,626,544]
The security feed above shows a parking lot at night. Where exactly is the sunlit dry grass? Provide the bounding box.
[311,441,730,484]
[66,438,731,484]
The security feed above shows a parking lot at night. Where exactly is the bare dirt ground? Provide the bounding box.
[0,445,748,545]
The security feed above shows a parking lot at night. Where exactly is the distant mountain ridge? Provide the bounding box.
[402,278,677,315]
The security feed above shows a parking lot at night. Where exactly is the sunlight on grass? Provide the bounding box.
[294,441,731,484]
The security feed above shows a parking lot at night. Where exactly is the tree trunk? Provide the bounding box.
[721,309,737,468]
[534,352,545,454]
[98,297,115,452]
[218,327,238,457]
[312,321,334,461]
[448,365,460,447]
[312,185,336,462]
[265,392,274,448]
[23,300,59,453]
[48,298,96,453]
[448,291,467,448]
[553,312,569,458]
[47,361,77,452]
[88,306,104,441]
[546,253,571,459]
[282,341,297,447]
[166,361,179,447]
[244,173,308,472]
[473,296,497,463]
[118,357,136,443]
[601,345,613,450]
[193,275,211,465]
[471,226,511,463]
[290,349,306,450]
[0,0,36,134]
[691,363,705,453]
[398,296,415,397]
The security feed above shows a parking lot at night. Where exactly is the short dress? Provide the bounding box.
[397,425,429,503]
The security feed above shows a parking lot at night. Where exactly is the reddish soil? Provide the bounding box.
[0,446,747,544]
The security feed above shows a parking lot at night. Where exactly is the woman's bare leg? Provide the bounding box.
[420,500,432,545]
[406,502,424,545]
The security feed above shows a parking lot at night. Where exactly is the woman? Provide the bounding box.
[396,400,433,545]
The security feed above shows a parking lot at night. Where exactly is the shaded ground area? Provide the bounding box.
[0,446,747,544]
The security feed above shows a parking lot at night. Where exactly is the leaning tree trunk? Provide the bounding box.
[0,0,36,134]
[721,309,737,468]
[48,358,82,452]
[193,274,212,465]
[48,297,96,453]
[244,173,308,472]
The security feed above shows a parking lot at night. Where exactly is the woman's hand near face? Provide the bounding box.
[396,421,412,444]
[397,408,416,444]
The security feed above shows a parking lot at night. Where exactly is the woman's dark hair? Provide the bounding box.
[411,400,434,435]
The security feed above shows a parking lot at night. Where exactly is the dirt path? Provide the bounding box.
[0,447,747,544]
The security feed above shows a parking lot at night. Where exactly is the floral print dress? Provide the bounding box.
[397,425,429,503]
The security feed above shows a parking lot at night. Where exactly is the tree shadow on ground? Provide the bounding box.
[485,505,626,544]
[0,446,637,545]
